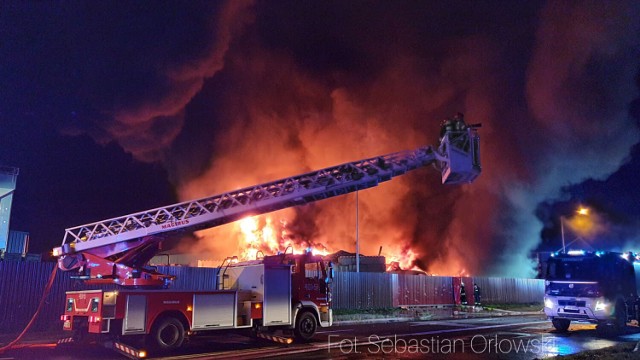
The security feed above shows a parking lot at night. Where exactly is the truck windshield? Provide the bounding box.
[546,257,602,281]
[305,262,322,279]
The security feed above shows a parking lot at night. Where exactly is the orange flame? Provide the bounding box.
[237,215,330,260]
[235,214,422,272]
[386,247,420,272]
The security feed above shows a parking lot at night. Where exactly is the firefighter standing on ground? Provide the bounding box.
[460,283,467,305]
[474,283,481,306]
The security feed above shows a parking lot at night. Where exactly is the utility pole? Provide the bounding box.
[560,207,590,253]
[356,191,360,273]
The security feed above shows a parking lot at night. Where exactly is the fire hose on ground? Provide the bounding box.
[0,266,58,354]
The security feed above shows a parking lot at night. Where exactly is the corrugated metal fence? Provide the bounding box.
[0,262,219,333]
[331,273,544,309]
[1,261,68,333]
[0,262,543,333]
[331,272,394,310]
[473,277,544,305]
[392,275,455,307]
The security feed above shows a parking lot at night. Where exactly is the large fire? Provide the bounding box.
[174,48,489,276]
[233,214,420,272]
[237,215,330,260]
[386,247,419,272]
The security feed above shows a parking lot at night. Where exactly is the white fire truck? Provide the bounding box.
[544,250,640,336]
[53,115,481,356]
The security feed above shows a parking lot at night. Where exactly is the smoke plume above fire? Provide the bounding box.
[166,1,638,276]
[43,1,639,276]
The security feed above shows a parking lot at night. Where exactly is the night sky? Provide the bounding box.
[1,1,639,277]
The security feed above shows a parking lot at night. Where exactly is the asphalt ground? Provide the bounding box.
[0,305,536,348]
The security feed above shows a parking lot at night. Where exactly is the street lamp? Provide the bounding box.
[560,206,590,253]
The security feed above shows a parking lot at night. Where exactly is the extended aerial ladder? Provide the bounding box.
[53,115,481,287]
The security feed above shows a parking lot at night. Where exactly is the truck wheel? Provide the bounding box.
[294,311,317,342]
[72,321,88,343]
[615,301,627,334]
[551,318,570,333]
[148,317,185,352]
[596,323,612,337]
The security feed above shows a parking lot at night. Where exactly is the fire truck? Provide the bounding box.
[544,250,640,336]
[52,115,481,356]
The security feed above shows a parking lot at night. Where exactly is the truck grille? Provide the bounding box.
[558,300,586,307]
[558,313,590,320]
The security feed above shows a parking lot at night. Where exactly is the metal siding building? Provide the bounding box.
[6,230,29,256]
[0,167,19,256]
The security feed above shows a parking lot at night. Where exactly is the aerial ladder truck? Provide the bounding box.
[52,115,481,356]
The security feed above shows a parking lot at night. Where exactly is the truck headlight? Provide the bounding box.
[544,298,554,309]
[595,300,608,311]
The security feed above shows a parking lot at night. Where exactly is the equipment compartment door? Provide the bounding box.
[124,295,147,334]
[264,266,292,326]
[192,292,236,329]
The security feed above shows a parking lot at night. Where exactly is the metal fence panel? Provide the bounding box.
[331,272,393,310]
[393,275,454,306]
[0,262,62,333]
[472,277,544,304]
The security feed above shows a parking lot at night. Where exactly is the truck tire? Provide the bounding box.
[551,318,570,333]
[72,320,88,344]
[596,323,612,337]
[615,301,627,335]
[148,316,185,352]
[294,311,317,342]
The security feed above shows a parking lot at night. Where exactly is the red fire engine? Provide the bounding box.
[53,115,481,356]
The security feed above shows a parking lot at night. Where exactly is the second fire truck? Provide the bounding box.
[53,115,481,356]
[544,250,640,336]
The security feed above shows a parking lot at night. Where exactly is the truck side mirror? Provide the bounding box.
[327,262,334,282]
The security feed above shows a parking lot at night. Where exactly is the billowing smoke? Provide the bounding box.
[53,1,254,162]
[536,141,640,256]
[23,1,638,276]
[501,1,640,275]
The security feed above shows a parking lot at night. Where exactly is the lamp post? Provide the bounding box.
[560,206,589,253]
[560,216,566,254]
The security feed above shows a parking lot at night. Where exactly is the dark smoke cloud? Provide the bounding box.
[501,0,640,275]
[1,1,253,162]
[536,141,640,255]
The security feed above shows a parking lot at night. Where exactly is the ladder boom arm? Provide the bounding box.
[55,146,438,256]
